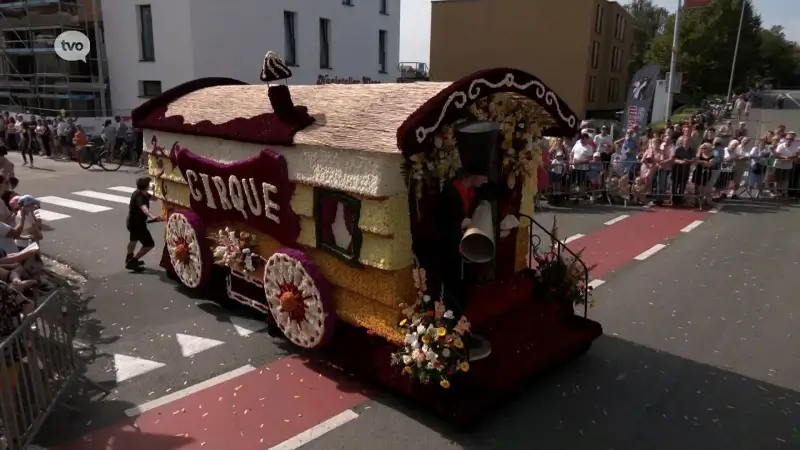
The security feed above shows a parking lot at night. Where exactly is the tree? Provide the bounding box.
[625,0,669,78]
[646,0,762,99]
[759,26,800,88]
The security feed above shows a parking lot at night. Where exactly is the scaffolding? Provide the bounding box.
[397,62,430,83]
[0,0,107,117]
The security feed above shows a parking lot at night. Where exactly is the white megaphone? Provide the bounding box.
[460,200,495,263]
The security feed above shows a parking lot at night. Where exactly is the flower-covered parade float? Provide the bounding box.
[131,53,602,425]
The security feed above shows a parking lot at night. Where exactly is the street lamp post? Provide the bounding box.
[725,0,747,102]
[664,0,681,125]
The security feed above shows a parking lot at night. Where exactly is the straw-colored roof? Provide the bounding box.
[164,82,453,154]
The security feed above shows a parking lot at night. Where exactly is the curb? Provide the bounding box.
[42,252,89,279]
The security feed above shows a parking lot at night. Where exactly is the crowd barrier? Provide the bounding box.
[539,158,800,208]
[0,285,106,449]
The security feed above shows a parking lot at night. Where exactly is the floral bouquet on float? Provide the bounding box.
[529,216,596,312]
[391,266,471,389]
[210,227,262,273]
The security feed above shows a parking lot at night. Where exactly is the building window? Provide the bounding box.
[607,78,619,102]
[319,18,331,69]
[614,14,626,41]
[342,0,353,5]
[587,75,596,102]
[284,11,297,66]
[591,41,600,69]
[314,189,363,264]
[378,29,387,73]
[611,46,622,72]
[594,4,603,33]
[380,0,388,14]
[137,5,155,62]
[138,80,161,98]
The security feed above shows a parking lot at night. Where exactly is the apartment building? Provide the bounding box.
[0,0,109,116]
[429,0,634,117]
[101,0,401,114]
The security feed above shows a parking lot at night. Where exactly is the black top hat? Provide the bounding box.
[454,121,501,177]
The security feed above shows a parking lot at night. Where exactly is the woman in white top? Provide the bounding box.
[772,132,797,196]
[723,139,748,198]
[748,138,770,192]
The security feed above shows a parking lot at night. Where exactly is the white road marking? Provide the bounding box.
[564,234,584,243]
[113,354,166,383]
[230,315,267,337]
[108,186,153,194]
[108,186,136,193]
[604,215,629,225]
[634,244,667,260]
[37,209,70,221]
[588,279,606,289]
[124,365,256,417]
[269,410,360,450]
[681,220,704,232]
[73,190,131,204]
[38,196,111,213]
[175,333,224,357]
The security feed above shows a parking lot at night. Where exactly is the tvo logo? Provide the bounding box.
[54,31,91,62]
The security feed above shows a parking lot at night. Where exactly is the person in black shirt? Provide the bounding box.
[126,177,161,271]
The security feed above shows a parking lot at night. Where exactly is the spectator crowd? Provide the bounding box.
[0,111,144,169]
[539,118,800,208]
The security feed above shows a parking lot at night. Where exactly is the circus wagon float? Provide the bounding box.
[131,53,603,425]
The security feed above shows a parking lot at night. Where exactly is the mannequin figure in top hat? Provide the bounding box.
[434,121,507,362]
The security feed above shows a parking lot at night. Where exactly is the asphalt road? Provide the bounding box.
[20,152,800,449]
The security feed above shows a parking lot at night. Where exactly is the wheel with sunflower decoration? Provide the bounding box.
[165,210,211,289]
[263,249,335,349]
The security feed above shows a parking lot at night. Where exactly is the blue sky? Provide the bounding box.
[399,0,800,63]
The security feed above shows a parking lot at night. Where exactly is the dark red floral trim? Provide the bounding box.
[397,68,580,156]
[133,78,314,146]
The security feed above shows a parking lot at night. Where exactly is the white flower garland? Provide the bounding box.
[263,252,327,348]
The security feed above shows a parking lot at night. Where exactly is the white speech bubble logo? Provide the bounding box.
[54,30,91,62]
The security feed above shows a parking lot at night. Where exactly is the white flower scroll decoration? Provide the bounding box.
[414,72,578,144]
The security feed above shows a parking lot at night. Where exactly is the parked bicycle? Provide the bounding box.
[77,138,136,171]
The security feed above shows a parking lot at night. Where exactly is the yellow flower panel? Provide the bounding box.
[154,179,190,207]
[148,154,186,184]
[515,225,531,272]
[296,216,413,271]
[333,287,403,344]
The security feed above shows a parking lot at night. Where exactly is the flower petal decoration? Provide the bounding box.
[263,248,334,348]
[166,210,211,289]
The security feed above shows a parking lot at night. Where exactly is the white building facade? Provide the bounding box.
[100,0,401,114]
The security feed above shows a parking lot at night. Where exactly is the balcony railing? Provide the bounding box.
[0,0,74,10]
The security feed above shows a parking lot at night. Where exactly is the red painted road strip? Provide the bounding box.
[567,208,708,278]
[56,356,367,450]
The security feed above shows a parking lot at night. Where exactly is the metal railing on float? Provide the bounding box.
[519,214,591,319]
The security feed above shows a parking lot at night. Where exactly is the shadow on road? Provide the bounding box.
[296,334,799,449]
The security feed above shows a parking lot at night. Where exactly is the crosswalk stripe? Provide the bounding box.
[73,190,131,204]
[37,210,71,221]
[108,186,136,194]
[38,196,112,213]
[108,186,154,195]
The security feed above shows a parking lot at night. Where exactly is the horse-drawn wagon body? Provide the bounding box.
[132,61,602,423]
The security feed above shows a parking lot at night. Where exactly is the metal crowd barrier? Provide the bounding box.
[540,159,800,208]
[0,285,107,449]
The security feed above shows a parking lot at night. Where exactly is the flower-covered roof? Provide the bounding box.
[132,77,454,154]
